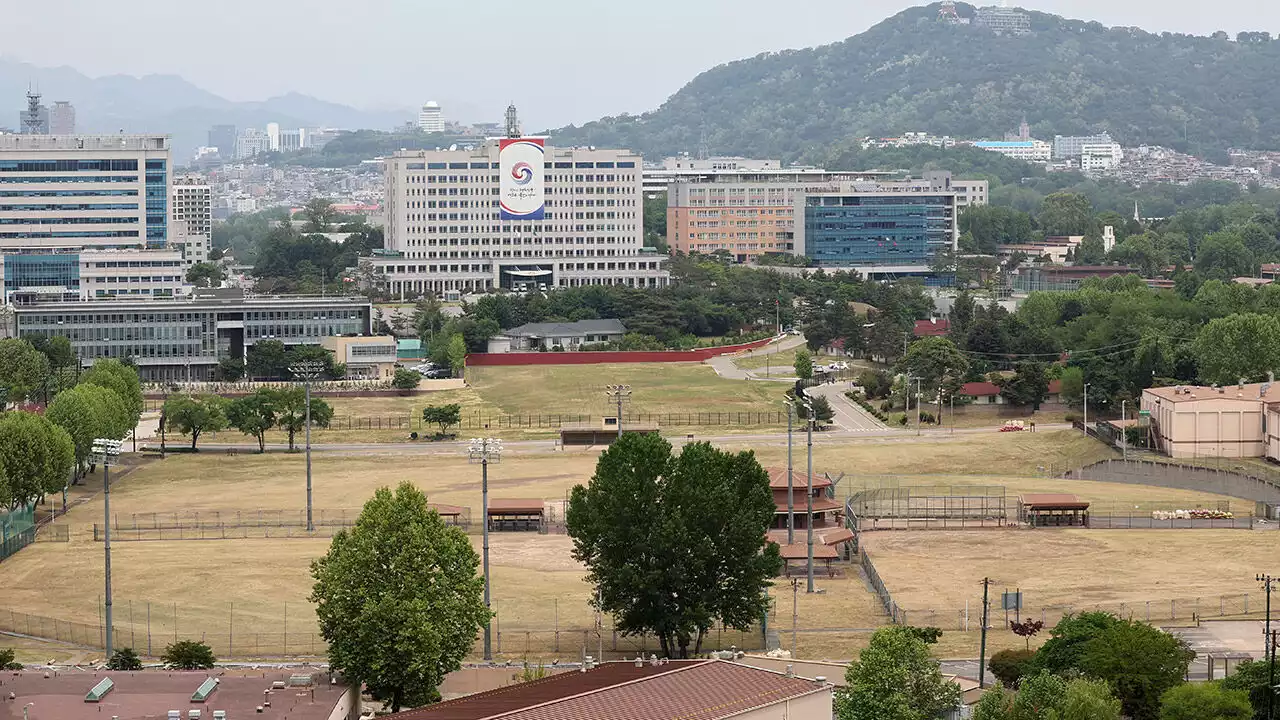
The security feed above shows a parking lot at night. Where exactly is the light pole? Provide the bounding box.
[470,438,503,661]
[799,396,816,594]
[1260,574,1276,720]
[1121,400,1128,460]
[605,384,632,436]
[915,377,923,436]
[783,398,796,545]
[93,438,123,657]
[1083,383,1090,434]
[289,360,325,532]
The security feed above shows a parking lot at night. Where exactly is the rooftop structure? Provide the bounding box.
[972,140,1052,163]
[0,668,354,720]
[1143,382,1280,459]
[385,659,832,720]
[973,6,1032,35]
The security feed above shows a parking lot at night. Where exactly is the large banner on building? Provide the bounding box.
[499,138,545,221]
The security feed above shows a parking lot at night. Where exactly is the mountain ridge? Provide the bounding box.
[0,57,411,161]
[548,3,1280,162]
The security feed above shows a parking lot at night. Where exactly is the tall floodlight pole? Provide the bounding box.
[470,438,503,661]
[605,384,632,436]
[289,361,325,531]
[1260,573,1276,720]
[93,438,123,656]
[784,399,796,544]
[800,396,816,593]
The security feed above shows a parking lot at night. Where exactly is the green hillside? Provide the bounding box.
[550,3,1280,160]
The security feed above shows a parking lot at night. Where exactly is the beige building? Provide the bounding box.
[1141,383,1276,459]
[321,335,398,380]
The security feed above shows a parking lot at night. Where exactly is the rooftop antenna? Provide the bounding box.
[504,104,520,138]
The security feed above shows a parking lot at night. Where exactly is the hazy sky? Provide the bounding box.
[6,0,1278,129]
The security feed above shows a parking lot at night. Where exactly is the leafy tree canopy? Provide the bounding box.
[836,626,961,720]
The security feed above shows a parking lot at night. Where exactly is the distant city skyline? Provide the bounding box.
[5,0,1280,132]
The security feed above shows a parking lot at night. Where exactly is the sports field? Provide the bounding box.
[859,530,1280,624]
[0,430,1241,663]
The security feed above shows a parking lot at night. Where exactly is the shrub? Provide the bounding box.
[989,648,1036,688]
[1064,412,1080,423]
[0,648,20,670]
[161,639,216,670]
[898,415,909,426]
[919,411,936,424]
[391,368,421,392]
[879,400,894,413]
[107,647,143,671]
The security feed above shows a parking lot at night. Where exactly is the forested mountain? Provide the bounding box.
[550,3,1280,160]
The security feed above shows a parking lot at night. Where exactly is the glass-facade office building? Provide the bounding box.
[798,192,958,268]
[14,295,373,382]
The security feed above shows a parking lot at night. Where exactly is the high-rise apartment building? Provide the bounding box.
[266,122,281,152]
[171,175,212,267]
[49,102,75,135]
[376,141,668,296]
[0,134,175,303]
[418,101,445,133]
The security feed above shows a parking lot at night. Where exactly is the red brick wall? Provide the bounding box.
[466,338,773,366]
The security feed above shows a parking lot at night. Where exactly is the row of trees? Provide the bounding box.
[0,355,143,511]
[162,388,334,452]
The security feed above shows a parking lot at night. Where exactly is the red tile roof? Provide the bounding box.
[774,497,841,514]
[487,499,544,515]
[960,381,1000,397]
[766,467,833,490]
[778,544,840,560]
[388,661,827,720]
[913,319,951,337]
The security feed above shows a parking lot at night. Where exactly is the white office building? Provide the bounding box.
[171,175,211,266]
[972,140,1053,163]
[234,128,271,160]
[0,134,180,303]
[418,101,445,133]
[377,141,668,296]
[1079,143,1125,173]
[1053,133,1115,160]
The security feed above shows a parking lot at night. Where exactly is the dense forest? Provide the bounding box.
[551,3,1280,160]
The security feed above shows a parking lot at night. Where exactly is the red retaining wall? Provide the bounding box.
[466,338,774,366]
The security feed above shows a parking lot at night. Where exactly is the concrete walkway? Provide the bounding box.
[706,335,807,380]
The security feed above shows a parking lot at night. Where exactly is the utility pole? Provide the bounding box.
[470,438,503,661]
[979,577,991,688]
[785,399,796,545]
[1083,383,1090,435]
[915,377,922,436]
[791,578,800,656]
[289,361,324,531]
[803,397,815,594]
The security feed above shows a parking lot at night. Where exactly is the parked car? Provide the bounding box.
[423,368,453,379]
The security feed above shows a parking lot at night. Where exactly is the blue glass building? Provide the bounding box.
[799,192,958,269]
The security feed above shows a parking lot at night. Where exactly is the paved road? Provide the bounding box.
[805,382,888,432]
[706,335,807,380]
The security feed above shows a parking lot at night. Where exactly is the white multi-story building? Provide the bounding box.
[235,128,271,160]
[49,102,75,135]
[418,101,445,133]
[77,248,189,299]
[0,134,182,303]
[1080,143,1125,173]
[266,122,281,152]
[1053,133,1114,160]
[172,175,211,266]
[972,140,1053,163]
[376,141,668,296]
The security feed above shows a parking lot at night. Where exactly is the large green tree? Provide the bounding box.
[835,626,961,720]
[46,384,130,481]
[1192,313,1280,385]
[79,358,144,431]
[1195,231,1256,280]
[974,671,1121,720]
[226,390,281,453]
[311,482,488,713]
[1038,193,1098,238]
[0,339,50,403]
[1219,658,1278,720]
[998,362,1051,409]
[0,411,74,509]
[274,387,334,450]
[185,262,226,288]
[566,433,781,658]
[900,336,968,399]
[162,394,229,450]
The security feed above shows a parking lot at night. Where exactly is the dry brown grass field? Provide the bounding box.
[0,430,1249,663]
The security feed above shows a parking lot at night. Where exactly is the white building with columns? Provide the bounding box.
[374,141,668,297]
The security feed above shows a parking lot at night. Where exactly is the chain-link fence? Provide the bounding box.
[90,507,470,542]
[0,504,36,562]
[316,411,787,433]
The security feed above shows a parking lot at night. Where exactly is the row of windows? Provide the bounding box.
[405,161,636,170]
[88,260,183,269]
[0,203,139,211]
[90,275,183,283]
[0,175,139,184]
[0,216,138,226]
[0,189,139,198]
[0,230,140,239]
[385,260,662,274]
[0,159,138,172]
